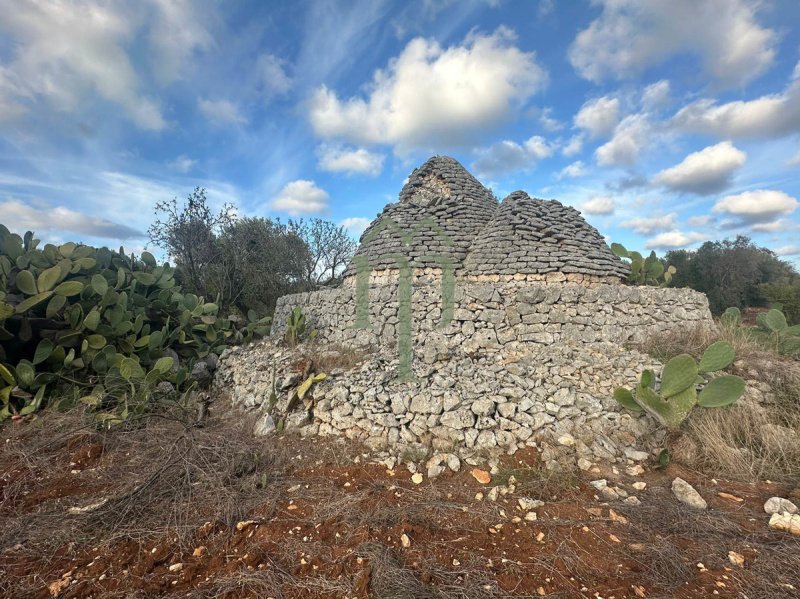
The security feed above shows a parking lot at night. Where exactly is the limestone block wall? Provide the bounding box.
[270,281,712,351]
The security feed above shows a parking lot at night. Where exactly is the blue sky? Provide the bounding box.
[1,0,799,262]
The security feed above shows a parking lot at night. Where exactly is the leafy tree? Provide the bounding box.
[149,190,355,316]
[760,279,800,325]
[665,236,797,315]
[215,218,310,315]
[289,218,357,287]
[148,188,235,299]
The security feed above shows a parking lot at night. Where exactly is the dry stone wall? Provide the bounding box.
[270,282,712,350]
[216,336,665,471]
[215,282,713,470]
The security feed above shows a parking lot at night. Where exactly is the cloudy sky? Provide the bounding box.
[1,0,799,261]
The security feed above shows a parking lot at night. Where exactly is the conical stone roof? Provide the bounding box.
[462,191,629,278]
[343,156,498,276]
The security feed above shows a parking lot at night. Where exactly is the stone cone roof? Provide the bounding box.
[343,156,498,276]
[462,191,629,278]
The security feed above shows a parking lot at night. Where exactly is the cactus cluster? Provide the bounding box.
[720,306,742,328]
[610,243,676,286]
[0,226,271,422]
[284,306,316,347]
[614,341,745,431]
[757,307,800,353]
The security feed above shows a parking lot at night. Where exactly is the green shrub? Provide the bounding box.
[760,281,800,325]
[0,226,270,423]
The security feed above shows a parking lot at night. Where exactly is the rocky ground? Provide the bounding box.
[1,409,799,599]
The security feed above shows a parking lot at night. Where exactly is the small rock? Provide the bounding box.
[632,481,647,491]
[589,479,608,491]
[190,360,211,385]
[205,353,219,371]
[518,497,545,511]
[168,563,183,572]
[400,533,411,548]
[624,496,641,506]
[671,477,707,510]
[471,468,491,484]
[626,465,645,476]
[609,509,628,524]
[48,577,71,597]
[524,511,538,521]
[411,473,424,485]
[445,454,461,472]
[487,486,500,501]
[577,458,593,471]
[764,497,798,516]
[155,381,175,395]
[236,520,258,531]
[728,551,745,567]
[625,448,650,462]
[193,546,206,557]
[769,511,800,535]
[557,433,575,447]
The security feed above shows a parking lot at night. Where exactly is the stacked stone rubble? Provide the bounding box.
[463,191,629,279]
[343,156,498,278]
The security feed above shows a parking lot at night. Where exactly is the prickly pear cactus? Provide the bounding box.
[613,340,745,431]
[0,225,271,422]
[610,243,676,287]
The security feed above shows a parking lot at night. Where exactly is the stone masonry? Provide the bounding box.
[216,156,715,470]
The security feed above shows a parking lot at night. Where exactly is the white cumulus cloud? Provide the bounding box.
[568,0,775,88]
[673,67,800,139]
[340,217,371,236]
[620,212,677,235]
[0,0,166,129]
[168,155,196,174]
[774,246,800,257]
[562,134,584,157]
[653,141,746,195]
[574,96,620,138]
[0,198,143,240]
[595,114,651,166]
[713,190,799,224]
[557,161,586,179]
[646,230,706,249]
[687,215,713,227]
[581,196,615,215]
[309,27,547,152]
[641,80,671,111]
[198,98,247,125]
[272,180,329,215]
[317,145,385,176]
[472,135,553,178]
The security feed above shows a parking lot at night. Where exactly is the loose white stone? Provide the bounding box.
[764,497,798,516]
[671,478,707,510]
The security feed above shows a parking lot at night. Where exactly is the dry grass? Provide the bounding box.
[619,488,800,598]
[686,400,800,484]
[300,342,373,373]
[635,321,767,365]
[0,406,293,558]
[354,542,501,599]
[492,463,580,502]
